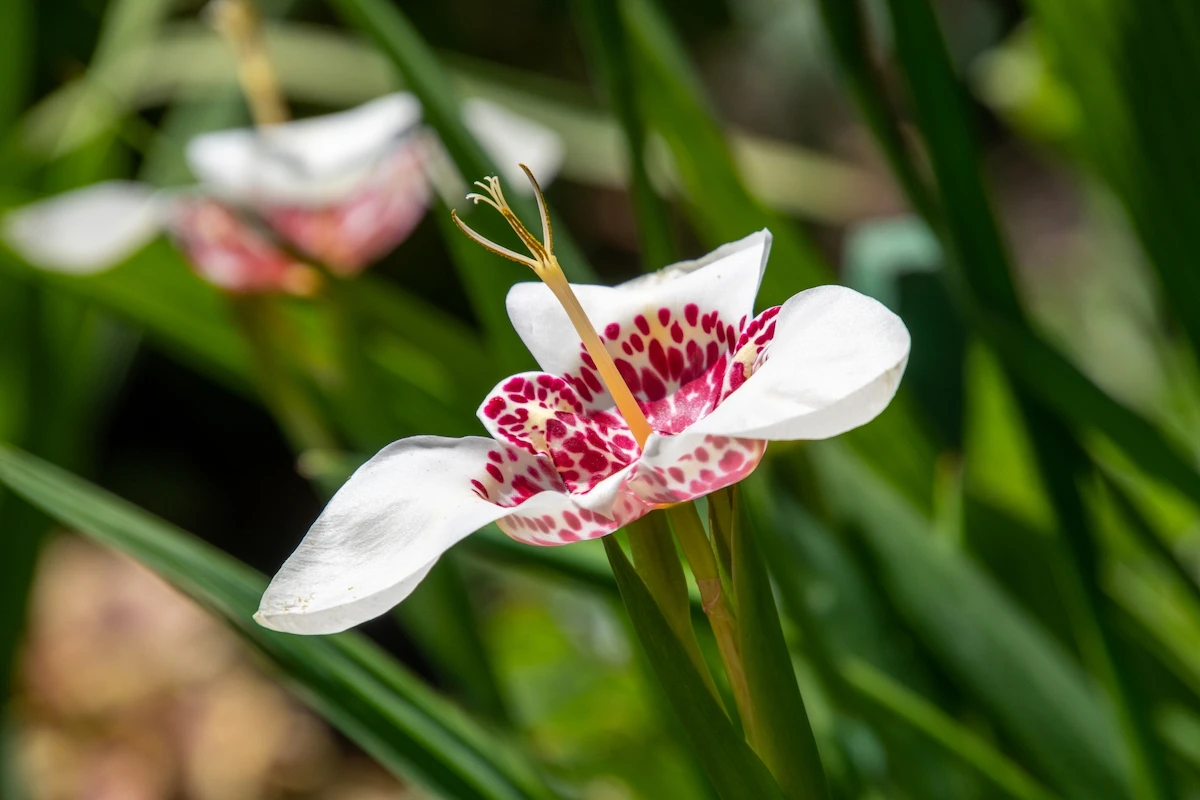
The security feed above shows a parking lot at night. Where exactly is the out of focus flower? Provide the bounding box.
[3,93,564,294]
[256,169,910,634]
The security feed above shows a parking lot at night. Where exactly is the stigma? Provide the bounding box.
[452,167,654,450]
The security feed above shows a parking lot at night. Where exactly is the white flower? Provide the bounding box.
[3,94,564,289]
[256,170,910,634]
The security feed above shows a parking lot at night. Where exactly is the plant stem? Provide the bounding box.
[666,502,755,741]
[323,278,402,450]
[627,513,720,702]
[229,297,341,493]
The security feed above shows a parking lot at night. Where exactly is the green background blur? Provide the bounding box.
[4,0,1200,798]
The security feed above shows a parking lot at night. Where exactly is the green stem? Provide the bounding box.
[708,487,735,583]
[323,278,402,450]
[229,297,341,491]
[666,502,755,741]
[627,513,720,702]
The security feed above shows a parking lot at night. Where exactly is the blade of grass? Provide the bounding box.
[1023,0,1200,368]
[879,0,1176,794]
[842,659,1062,800]
[618,0,828,305]
[1022,407,1174,800]
[731,490,830,799]
[812,442,1127,800]
[0,444,563,800]
[811,0,938,224]
[573,0,677,269]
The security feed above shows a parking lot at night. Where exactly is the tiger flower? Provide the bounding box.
[3,94,563,294]
[256,167,910,634]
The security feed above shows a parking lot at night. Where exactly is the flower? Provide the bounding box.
[3,94,564,293]
[256,168,910,634]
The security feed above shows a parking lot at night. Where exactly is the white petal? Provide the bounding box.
[682,284,910,441]
[505,230,772,407]
[187,93,423,207]
[463,98,566,188]
[257,436,514,634]
[3,181,167,274]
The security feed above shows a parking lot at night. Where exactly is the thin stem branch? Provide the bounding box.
[666,502,756,741]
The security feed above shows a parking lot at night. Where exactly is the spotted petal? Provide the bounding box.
[3,181,168,274]
[506,230,771,409]
[258,436,649,634]
[187,93,424,207]
[168,199,318,295]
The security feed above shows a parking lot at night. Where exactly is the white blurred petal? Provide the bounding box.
[463,98,566,188]
[3,181,167,274]
[187,93,423,207]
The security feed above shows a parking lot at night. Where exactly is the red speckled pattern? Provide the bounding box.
[466,439,650,545]
[170,199,315,295]
[265,141,430,276]
[475,303,784,545]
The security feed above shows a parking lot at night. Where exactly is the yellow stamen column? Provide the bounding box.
[452,167,653,449]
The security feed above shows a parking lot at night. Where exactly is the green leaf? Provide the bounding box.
[978,313,1200,507]
[842,659,1062,800]
[811,441,1128,800]
[602,535,788,800]
[0,241,252,391]
[573,0,677,269]
[618,0,828,302]
[0,444,563,800]
[811,0,938,225]
[1022,0,1200,366]
[732,491,830,799]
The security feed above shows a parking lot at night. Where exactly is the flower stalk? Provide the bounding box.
[208,0,289,126]
[451,168,654,448]
[626,513,720,702]
[665,502,755,739]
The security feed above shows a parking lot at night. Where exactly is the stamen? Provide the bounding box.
[452,167,654,450]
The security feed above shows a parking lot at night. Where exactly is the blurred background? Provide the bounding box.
[3,0,1200,798]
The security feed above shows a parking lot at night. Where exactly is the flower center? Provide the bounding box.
[451,168,654,449]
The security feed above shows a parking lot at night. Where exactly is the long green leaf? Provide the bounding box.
[812,442,1128,800]
[0,444,562,800]
[619,0,827,303]
[978,313,1200,505]
[602,536,788,800]
[573,0,677,269]
[842,659,1062,800]
[1023,0,1200,367]
[732,492,830,799]
[880,1,1177,795]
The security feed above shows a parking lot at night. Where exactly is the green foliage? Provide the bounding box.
[5,0,1200,798]
[0,445,562,800]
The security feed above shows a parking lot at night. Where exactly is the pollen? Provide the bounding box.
[452,167,654,449]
